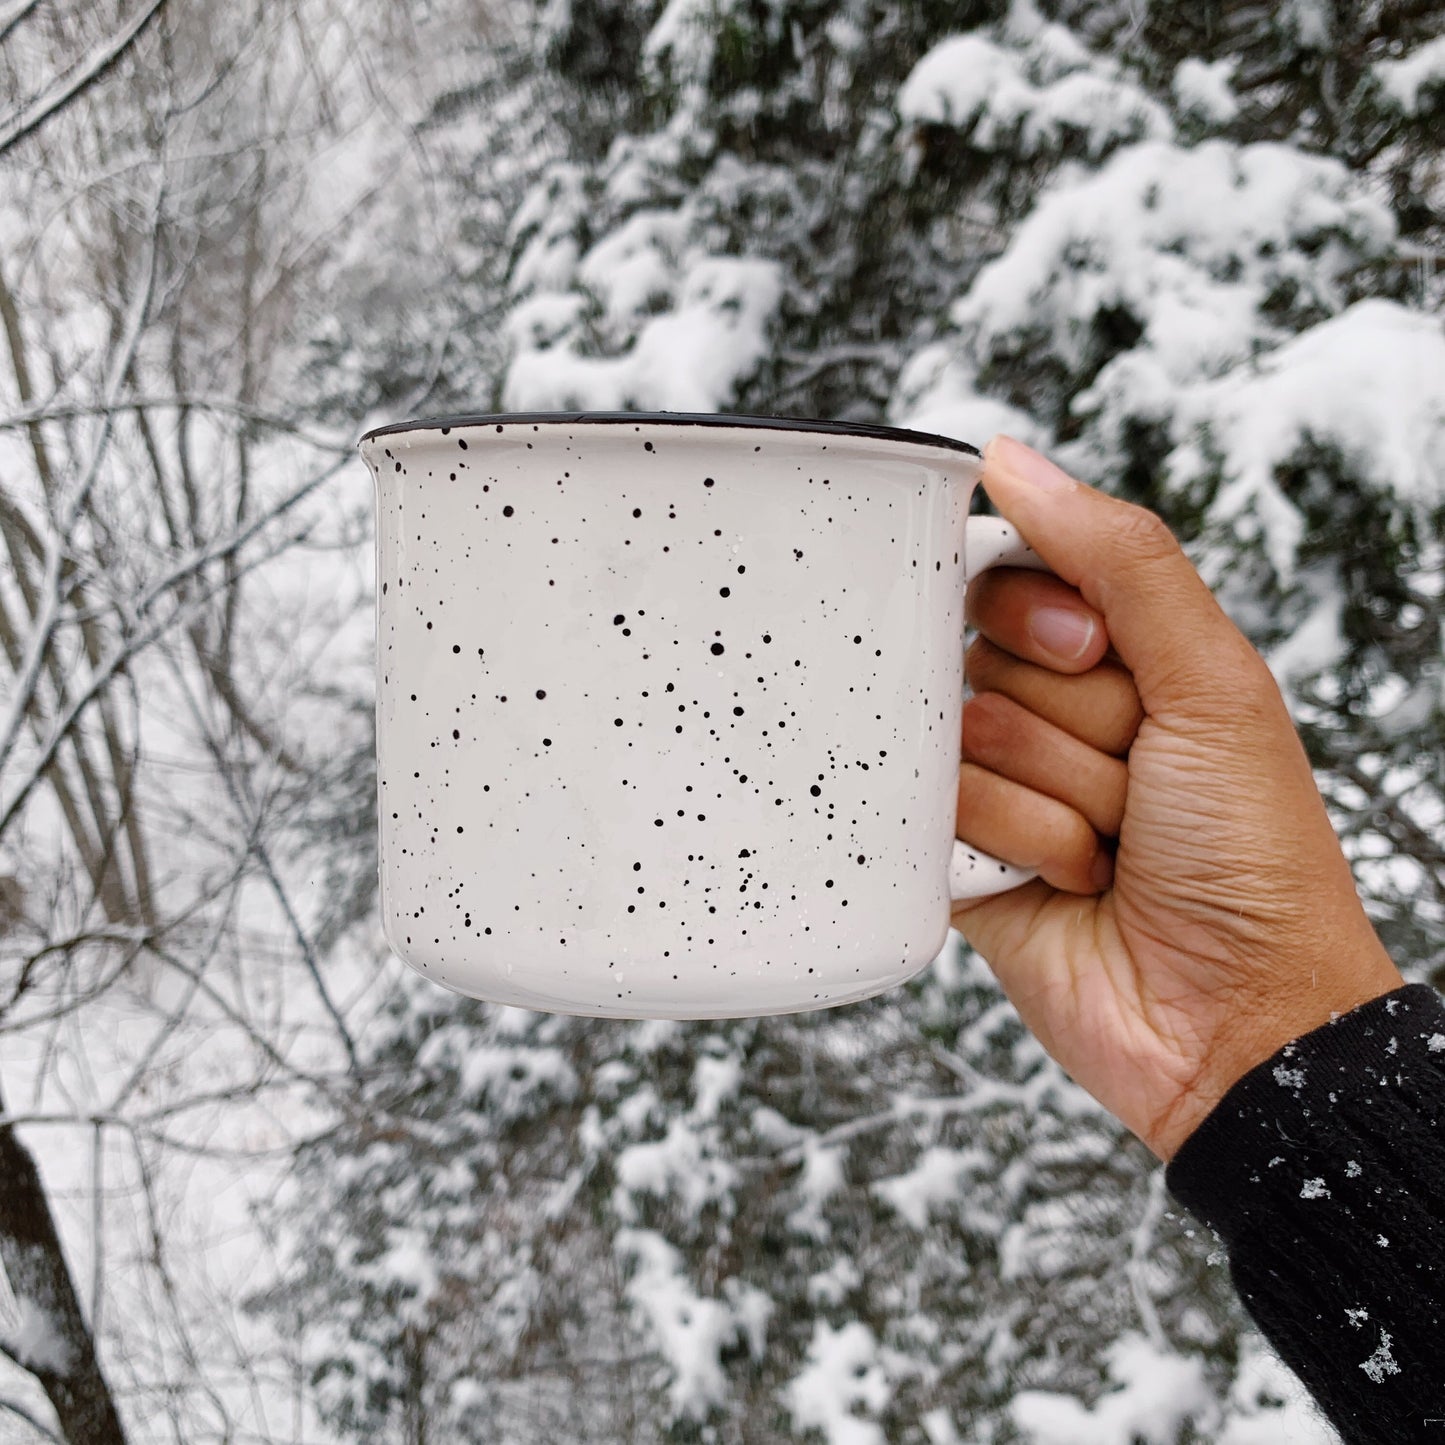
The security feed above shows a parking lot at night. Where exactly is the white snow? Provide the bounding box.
[1011,1333,1214,1443]
[958,140,1394,388]
[1175,300,1445,579]
[504,250,783,413]
[2,1292,74,1375]
[689,1052,743,1122]
[1283,0,1332,49]
[614,1228,746,1419]
[782,1320,907,1445]
[1360,1330,1400,1383]
[1002,0,1093,78]
[893,345,1044,450]
[807,1256,863,1306]
[899,32,1171,160]
[576,207,689,332]
[616,1083,661,1134]
[642,0,718,89]
[613,1117,740,1222]
[1375,34,1445,113]
[1174,57,1240,123]
[998,1195,1083,1281]
[726,1276,774,1361]
[1428,1033,1445,1052]
[921,1406,963,1444]
[1299,1178,1330,1200]
[871,1146,987,1229]
[1215,1335,1342,1442]
[786,1137,847,1240]
[412,1033,579,1123]
[358,1228,439,1310]
[502,290,586,352]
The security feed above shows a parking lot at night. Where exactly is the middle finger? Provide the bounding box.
[966,636,1144,757]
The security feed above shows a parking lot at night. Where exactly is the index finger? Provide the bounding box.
[966,566,1111,675]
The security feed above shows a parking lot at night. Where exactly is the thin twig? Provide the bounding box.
[1127,1166,1170,1352]
[0,1394,64,1444]
[0,0,169,157]
[0,394,353,455]
[0,183,161,782]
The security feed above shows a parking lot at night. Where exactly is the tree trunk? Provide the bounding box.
[0,1086,128,1445]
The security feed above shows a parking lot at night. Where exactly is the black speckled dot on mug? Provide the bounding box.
[360,412,1051,1020]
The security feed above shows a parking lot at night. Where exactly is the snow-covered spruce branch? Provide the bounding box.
[777,344,897,388]
[0,0,168,158]
[1338,758,1445,897]
[0,454,347,841]
[0,395,353,455]
[742,1073,1062,1170]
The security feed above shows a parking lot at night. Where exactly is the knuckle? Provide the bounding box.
[1041,799,1099,889]
[1112,501,1180,561]
[1060,802,1098,862]
[961,690,1016,753]
[1097,664,1145,751]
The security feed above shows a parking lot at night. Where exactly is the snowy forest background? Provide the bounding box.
[0,0,1442,1440]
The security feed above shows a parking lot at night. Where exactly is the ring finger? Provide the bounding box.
[966,636,1144,757]
[961,691,1128,837]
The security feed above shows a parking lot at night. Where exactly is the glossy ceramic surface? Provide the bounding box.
[363,414,1043,1019]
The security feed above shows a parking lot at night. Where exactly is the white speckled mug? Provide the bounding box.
[361,412,1052,1020]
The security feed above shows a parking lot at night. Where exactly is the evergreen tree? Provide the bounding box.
[258,1,1444,1440]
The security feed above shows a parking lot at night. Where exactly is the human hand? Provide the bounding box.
[952,437,1405,1163]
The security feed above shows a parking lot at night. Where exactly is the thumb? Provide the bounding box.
[981,436,1256,717]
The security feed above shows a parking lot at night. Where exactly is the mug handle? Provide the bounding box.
[948,515,1057,903]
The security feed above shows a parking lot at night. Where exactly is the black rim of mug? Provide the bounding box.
[358,410,982,458]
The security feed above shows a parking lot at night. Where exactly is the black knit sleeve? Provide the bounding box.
[1165,983,1445,1444]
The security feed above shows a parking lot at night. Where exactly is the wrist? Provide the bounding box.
[1152,944,1406,1162]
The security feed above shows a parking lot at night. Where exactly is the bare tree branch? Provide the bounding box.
[0,454,344,842]
[0,1394,64,1445]
[0,0,42,48]
[0,189,161,786]
[0,1082,128,1443]
[0,0,168,159]
[0,395,353,455]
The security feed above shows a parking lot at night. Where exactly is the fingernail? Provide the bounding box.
[1028,605,1095,661]
[992,436,1074,493]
